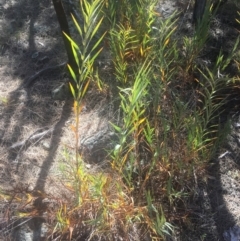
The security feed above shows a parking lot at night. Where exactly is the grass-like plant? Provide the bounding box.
[2,0,239,240]
[109,0,157,85]
[110,60,152,182]
[53,0,107,237]
[63,0,106,203]
[106,1,239,239]
[183,1,217,73]
[108,2,179,238]
[109,24,138,84]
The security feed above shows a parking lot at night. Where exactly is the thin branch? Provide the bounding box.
[9,127,54,150]
[9,127,55,163]
[22,62,67,88]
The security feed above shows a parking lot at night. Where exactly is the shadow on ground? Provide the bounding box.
[0,0,70,186]
[0,0,77,239]
[206,3,240,241]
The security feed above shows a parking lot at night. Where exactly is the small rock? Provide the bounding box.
[80,128,117,163]
[41,141,51,150]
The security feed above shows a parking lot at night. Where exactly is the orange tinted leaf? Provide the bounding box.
[164,38,170,47]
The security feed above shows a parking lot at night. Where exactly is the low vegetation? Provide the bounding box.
[1,0,240,240]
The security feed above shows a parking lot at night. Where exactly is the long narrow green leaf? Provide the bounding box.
[91,32,106,52]
[90,17,104,41]
[90,47,103,64]
[63,32,79,51]
[71,44,79,68]
[110,122,122,133]
[69,82,76,99]
[67,64,77,83]
[71,14,83,39]
[83,0,90,15]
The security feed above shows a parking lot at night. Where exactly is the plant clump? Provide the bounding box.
[1,0,240,240]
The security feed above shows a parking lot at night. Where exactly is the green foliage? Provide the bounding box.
[8,1,237,240]
[109,0,157,85]
[110,24,138,84]
[111,60,152,180]
[63,0,105,170]
[55,0,239,239]
[106,0,239,239]
[183,1,212,72]
[55,0,107,236]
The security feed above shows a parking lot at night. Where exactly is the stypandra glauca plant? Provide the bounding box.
[189,26,240,159]
[108,0,157,85]
[110,24,138,84]
[183,1,218,73]
[133,0,157,59]
[63,0,105,201]
[52,1,239,240]
[105,0,140,28]
[108,3,238,239]
[111,60,151,184]
[54,0,106,237]
[110,59,174,239]
[108,5,177,238]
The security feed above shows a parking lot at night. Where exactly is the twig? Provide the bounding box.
[1,217,33,235]
[9,127,54,150]
[22,62,67,88]
[9,127,55,163]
